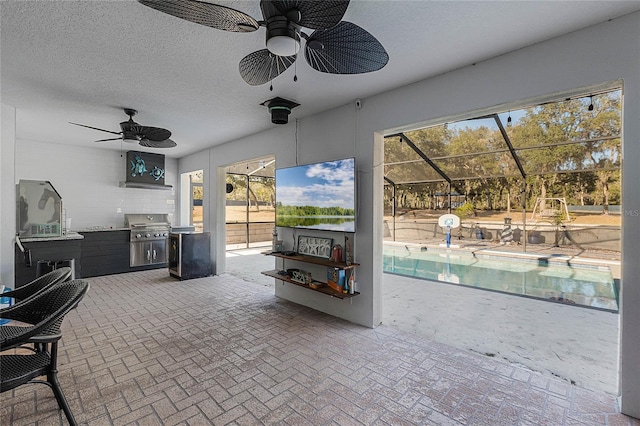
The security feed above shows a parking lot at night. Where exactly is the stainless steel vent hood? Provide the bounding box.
[120,151,172,190]
[119,181,173,190]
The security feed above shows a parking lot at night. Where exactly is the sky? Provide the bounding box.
[276,158,355,209]
[446,110,526,132]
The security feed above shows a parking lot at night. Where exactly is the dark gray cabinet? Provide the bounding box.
[79,231,130,278]
[14,239,82,287]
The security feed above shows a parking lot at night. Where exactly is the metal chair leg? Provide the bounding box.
[48,342,77,426]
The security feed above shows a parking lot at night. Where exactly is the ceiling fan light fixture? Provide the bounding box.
[122,131,139,144]
[266,35,300,56]
[265,14,300,57]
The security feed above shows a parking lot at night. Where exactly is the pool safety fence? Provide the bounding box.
[384,219,620,252]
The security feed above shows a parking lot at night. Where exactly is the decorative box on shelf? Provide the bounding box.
[327,268,346,293]
[309,281,325,290]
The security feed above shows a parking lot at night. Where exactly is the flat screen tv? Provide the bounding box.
[275,158,355,232]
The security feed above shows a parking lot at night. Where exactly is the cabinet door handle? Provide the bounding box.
[153,249,157,260]
[146,250,151,261]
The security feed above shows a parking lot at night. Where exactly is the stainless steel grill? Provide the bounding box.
[125,214,170,240]
[124,214,170,266]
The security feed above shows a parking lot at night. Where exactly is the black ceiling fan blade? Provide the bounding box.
[94,137,123,142]
[304,21,388,74]
[139,138,177,148]
[69,122,121,136]
[129,125,172,142]
[138,0,259,32]
[268,0,350,29]
[239,49,296,86]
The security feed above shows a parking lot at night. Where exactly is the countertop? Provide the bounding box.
[75,227,129,232]
[18,232,84,243]
[77,227,189,233]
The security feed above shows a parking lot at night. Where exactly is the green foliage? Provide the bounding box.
[384,90,622,212]
[455,202,475,220]
[192,185,203,201]
[226,174,275,210]
[551,211,566,225]
[275,203,355,218]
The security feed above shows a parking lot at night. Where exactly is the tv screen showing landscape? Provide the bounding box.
[275,158,355,232]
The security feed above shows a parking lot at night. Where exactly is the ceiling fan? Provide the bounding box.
[69,109,177,148]
[137,0,389,86]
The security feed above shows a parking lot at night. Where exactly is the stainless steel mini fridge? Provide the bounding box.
[168,232,211,280]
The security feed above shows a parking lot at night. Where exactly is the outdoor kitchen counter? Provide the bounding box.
[18,231,84,243]
[74,227,129,232]
[14,226,169,286]
[79,226,169,277]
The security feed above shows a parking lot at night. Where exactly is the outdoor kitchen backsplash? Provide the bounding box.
[16,140,178,230]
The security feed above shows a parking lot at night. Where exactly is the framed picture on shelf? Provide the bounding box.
[297,235,333,258]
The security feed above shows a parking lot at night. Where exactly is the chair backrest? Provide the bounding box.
[3,267,72,303]
[0,279,90,349]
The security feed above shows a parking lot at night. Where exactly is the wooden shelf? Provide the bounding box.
[261,269,359,299]
[263,251,359,270]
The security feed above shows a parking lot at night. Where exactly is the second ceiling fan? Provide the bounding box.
[70,109,176,148]
[138,0,389,86]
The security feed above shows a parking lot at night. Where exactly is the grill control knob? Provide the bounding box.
[154,233,160,237]
[163,233,168,237]
[146,233,151,238]
[135,233,142,239]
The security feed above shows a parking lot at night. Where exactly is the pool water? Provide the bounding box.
[383,246,618,311]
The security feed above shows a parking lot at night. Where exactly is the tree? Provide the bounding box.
[226,174,276,223]
[383,90,621,215]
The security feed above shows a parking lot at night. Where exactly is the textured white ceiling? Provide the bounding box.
[2,1,639,158]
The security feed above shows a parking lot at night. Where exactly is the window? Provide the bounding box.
[190,171,203,232]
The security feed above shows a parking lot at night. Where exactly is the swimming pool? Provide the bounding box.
[383,246,618,311]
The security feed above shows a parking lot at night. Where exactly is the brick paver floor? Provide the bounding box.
[1,269,637,425]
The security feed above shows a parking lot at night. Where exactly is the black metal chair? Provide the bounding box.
[1,267,72,305]
[0,279,90,426]
[1,267,74,352]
